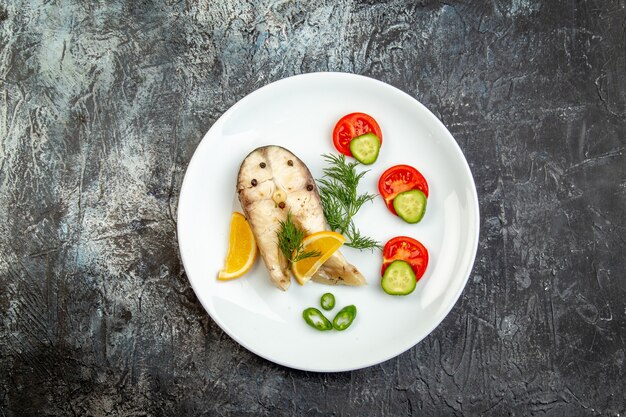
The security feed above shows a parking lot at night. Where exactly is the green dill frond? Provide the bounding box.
[344,222,382,251]
[316,153,380,251]
[277,212,304,262]
[320,191,345,233]
[292,249,321,263]
[352,192,376,215]
[277,211,321,264]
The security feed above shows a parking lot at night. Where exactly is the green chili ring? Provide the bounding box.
[320,293,335,311]
[332,305,357,331]
[302,307,333,331]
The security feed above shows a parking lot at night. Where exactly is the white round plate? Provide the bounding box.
[178,72,479,372]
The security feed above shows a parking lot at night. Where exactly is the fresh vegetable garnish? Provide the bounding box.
[381,236,429,279]
[290,231,346,284]
[333,112,383,157]
[303,295,357,331]
[393,190,427,223]
[317,153,381,251]
[302,308,333,331]
[349,133,381,165]
[378,165,429,215]
[218,212,257,280]
[277,212,321,265]
[320,293,335,311]
[332,305,357,330]
[381,260,416,295]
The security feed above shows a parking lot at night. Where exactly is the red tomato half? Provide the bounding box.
[378,165,429,215]
[381,236,429,280]
[332,112,383,157]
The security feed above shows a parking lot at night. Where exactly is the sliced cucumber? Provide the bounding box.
[381,260,417,295]
[349,133,380,165]
[393,190,427,223]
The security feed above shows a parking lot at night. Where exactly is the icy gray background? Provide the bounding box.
[1,0,625,416]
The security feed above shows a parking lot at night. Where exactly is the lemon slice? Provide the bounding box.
[292,231,346,284]
[218,212,257,280]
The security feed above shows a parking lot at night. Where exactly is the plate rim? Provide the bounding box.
[177,71,480,372]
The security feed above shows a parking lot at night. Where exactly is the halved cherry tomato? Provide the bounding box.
[378,165,428,215]
[332,112,383,157]
[381,236,429,280]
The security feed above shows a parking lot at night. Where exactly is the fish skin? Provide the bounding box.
[237,145,366,290]
[311,252,366,286]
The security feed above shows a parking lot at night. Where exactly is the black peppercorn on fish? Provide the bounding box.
[237,145,367,290]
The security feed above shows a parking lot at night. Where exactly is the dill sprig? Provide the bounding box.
[317,153,381,251]
[277,212,321,264]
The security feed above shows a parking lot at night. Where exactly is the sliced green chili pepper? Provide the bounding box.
[320,293,335,311]
[332,305,357,331]
[302,307,333,331]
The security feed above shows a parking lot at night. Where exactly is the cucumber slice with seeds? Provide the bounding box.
[393,189,427,223]
[349,133,380,165]
[381,260,416,295]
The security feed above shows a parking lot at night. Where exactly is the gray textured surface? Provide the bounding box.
[1,0,625,415]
